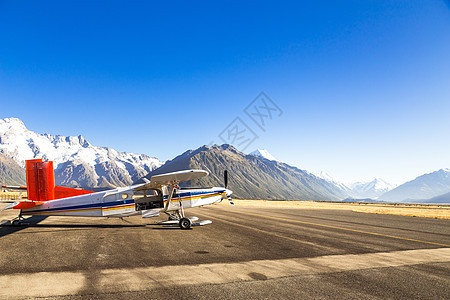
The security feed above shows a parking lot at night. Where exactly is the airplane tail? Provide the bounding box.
[25,159,94,201]
[26,159,55,201]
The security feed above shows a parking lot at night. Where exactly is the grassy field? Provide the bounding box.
[217,199,450,219]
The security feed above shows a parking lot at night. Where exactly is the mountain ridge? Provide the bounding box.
[316,172,395,199]
[144,144,347,201]
[0,117,163,188]
[249,149,277,161]
[378,168,450,202]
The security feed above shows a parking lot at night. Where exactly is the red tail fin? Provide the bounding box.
[25,159,94,201]
[26,159,55,201]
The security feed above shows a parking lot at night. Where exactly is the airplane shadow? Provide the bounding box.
[0,216,48,238]
[150,227,189,230]
[32,224,146,229]
[0,216,188,237]
[0,216,159,238]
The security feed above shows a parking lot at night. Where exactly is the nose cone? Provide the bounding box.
[225,189,233,197]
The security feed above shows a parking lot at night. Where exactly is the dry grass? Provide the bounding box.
[218,199,450,219]
[351,206,450,219]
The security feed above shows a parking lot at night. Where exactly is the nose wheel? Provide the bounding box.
[179,217,192,230]
[177,197,192,229]
[157,192,210,229]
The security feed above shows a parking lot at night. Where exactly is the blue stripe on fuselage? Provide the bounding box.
[24,199,135,214]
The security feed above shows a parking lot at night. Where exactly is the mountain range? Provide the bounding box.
[378,168,450,202]
[0,118,162,188]
[0,117,448,203]
[316,172,396,199]
[143,144,347,201]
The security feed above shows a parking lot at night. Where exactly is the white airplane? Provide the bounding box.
[1,159,234,229]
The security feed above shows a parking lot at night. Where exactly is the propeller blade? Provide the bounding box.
[224,170,228,188]
[228,196,234,206]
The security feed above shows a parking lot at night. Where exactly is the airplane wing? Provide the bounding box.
[134,170,209,191]
[1,185,27,191]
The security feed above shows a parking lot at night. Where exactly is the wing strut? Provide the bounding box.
[163,185,175,212]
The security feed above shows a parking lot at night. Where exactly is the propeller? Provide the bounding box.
[224,170,228,188]
[224,170,234,205]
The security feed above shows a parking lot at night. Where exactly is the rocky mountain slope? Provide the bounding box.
[378,169,450,202]
[0,118,162,188]
[144,144,347,201]
[0,152,26,186]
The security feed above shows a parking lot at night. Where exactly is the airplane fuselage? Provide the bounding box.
[21,184,229,218]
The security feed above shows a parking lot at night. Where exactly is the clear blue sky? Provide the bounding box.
[1,1,449,184]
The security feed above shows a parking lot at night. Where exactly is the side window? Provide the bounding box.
[103,194,116,202]
[134,189,158,197]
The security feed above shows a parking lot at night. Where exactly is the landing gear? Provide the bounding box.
[176,200,193,230]
[10,211,29,226]
[167,212,180,221]
[155,187,211,229]
[179,217,192,230]
[175,194,192,230]
[11,220,22,226]
[161,198,193,229]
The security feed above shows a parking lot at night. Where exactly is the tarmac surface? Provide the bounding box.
[0,203,449,299]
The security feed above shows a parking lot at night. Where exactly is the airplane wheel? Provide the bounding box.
[179,217,192,230]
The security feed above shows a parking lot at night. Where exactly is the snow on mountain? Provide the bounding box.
[349,178,396,199]
[249,149,277,161]
[0,117,163,188]
[316,171,395,199]
[316,171,352,192]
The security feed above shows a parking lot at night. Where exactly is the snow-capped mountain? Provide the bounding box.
[0,117,163,188]
[249,149,277,161]
[316,171,395,199]
[349,178,396,199]
[378,168,450,202]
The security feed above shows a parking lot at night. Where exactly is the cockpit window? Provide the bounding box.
[134,189,158,197]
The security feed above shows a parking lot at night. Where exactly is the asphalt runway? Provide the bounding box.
[0,203,449,299]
